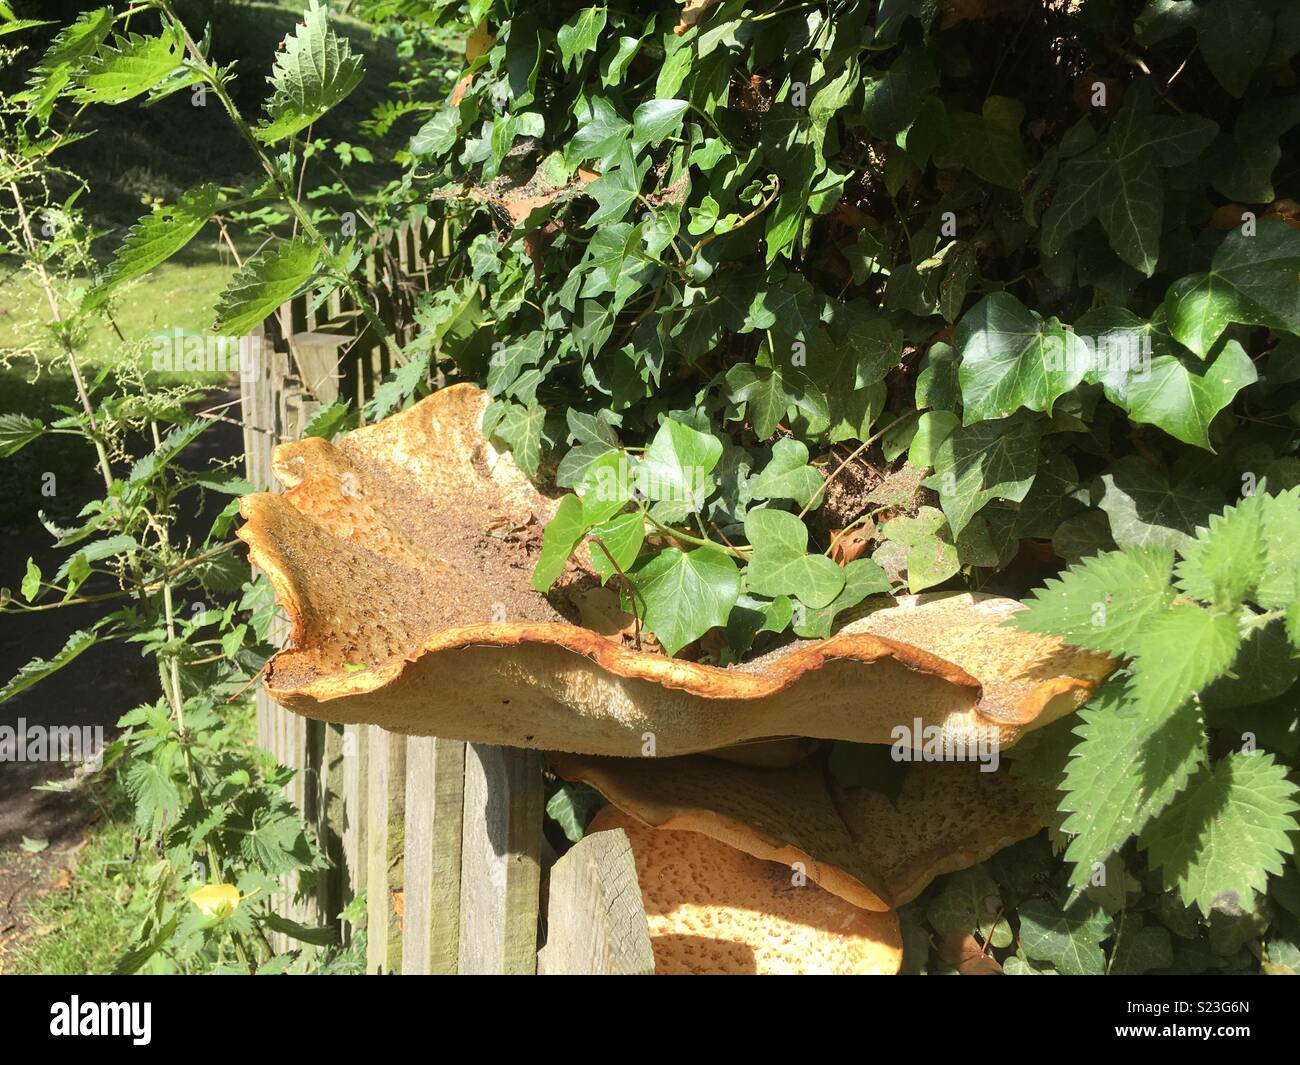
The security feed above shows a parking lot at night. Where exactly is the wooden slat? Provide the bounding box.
[458,745,544,975]
[537,828,654,975]
[340,722,368,944]
[401,738,466,974]
[365,728,407,974]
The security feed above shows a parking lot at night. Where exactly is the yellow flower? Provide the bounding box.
[189,883,241,919]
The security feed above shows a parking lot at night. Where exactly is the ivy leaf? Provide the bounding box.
[1114,340,1256,451]
[72,30,185,105]
[927,865,1012,947]
[1164,219,1300,358]
[881,506,959,593]
[631,99,689,151]
[1109,914,1174,975]
[1041,85,1216,274]
[1057,686,1207,889]
[956,293,1089,424]
[924,416,1041,537]
[532,495,587,593]
[570,93,631,168]
[484,400,547,478]
[725,363,796,440]
[791,558,890,638]
[726,594,794,659]
[1096,456,1220,552]
[635,420,722,521]
[556,7,607,72]
[588,512,645,583]
[213,238,323,337]
[748,438,823,510]
[1141,752,1300,916]
[1009,546,1177,657]
[83,184,219,311]
[628,547,740,655]
[744,509,845,608]
[255,0,364,143]
[1017,898,1114,975]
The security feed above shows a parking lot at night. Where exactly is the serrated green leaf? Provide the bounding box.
[1058,684,1207,887]
[1129,602,1240,715]
[22,6,113,124]
[1009,546,1177,656]
[0,629,99,704]
[1175,492,1268,607]
[1141,752,1300,916]
[14,559,40,611]
[0,413,45,457]
[72,30,185,105]
[83,184,218,311]
[213,238,323,337]
[255,0,364,143]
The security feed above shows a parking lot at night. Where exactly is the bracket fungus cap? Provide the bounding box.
[238,385,1113,757]
[588,807,903,975]
[552,752,1041,911]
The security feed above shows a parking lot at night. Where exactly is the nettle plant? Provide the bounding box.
[372,0,1300,965]
[0,0,412,970]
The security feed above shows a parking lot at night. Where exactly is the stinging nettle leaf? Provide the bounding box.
[83,184,218,311]
[1141,752,1300,917]
[71,30,185,106]
[213,238,323,337]
[255,0,364,144]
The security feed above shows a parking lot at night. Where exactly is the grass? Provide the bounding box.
[8,811,153,976]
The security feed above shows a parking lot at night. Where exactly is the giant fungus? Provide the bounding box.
[587,808,904,975]
[237,384,1113,757]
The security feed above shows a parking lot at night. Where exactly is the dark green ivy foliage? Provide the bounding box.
[373,0,1300,974]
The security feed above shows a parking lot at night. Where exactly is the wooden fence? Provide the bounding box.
[238,218,653,975]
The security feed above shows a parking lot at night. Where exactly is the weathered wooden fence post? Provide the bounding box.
[458,745,544,974]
